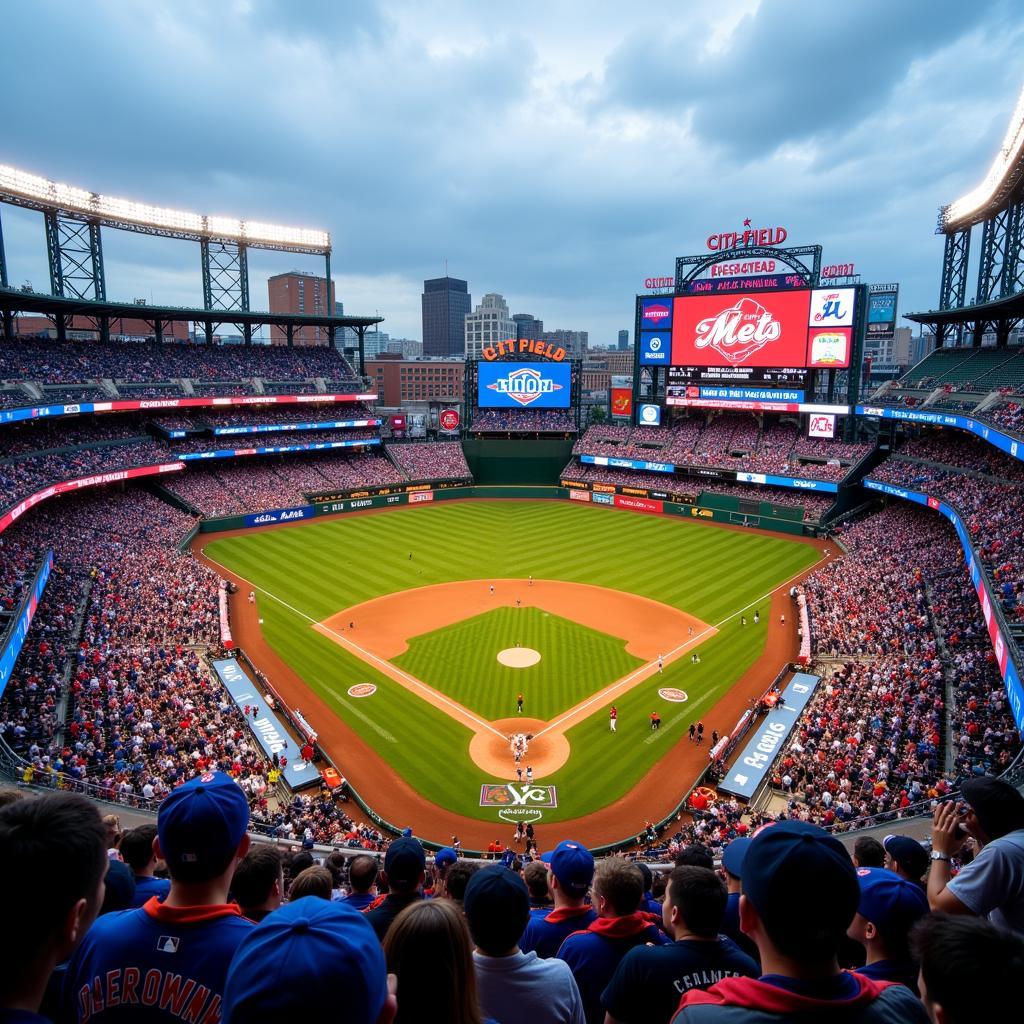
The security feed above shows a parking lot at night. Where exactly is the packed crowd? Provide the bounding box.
[989,399,1024,434]
[4,776,1024,1024]
[0,336,361,385]
[154,402,378,432]
[385,442,472,481]
[471,409,577,432]
[164,428,380,454]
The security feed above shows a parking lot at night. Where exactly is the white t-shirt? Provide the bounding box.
[473,949,585,1024]
[947,828,1024,934]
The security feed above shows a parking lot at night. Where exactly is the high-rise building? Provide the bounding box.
[618,330,629,350]
[539,329,588,357]
[465,293,516,359]
[362,330,391,359]
[365,357,465,406]
[513,313,543,340]
[422,277,471,357]
[268,271,335,345]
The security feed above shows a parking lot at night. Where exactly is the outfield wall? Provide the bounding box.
[195,485,812,537]
[462,438,574,485]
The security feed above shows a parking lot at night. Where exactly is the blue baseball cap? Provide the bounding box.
[882,834,929,879]
[384,836,426,886]
[542,840,594,897]
[157,771,249,879]
[721,837,752,878]
[855,868,929,929]
[434,847,458,868]
[742,820,858,934]
[222,897,387,1024]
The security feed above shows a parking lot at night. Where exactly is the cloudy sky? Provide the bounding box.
[1,0,1022,343]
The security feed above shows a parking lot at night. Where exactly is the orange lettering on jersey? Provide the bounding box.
[159,974,196,1015]
[122,967,140,1003]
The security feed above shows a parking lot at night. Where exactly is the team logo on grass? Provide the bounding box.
[658,687,689,703]
[480,783,557,808]
[348,683,377,698]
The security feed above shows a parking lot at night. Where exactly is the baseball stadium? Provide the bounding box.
[2,9,1024,1022]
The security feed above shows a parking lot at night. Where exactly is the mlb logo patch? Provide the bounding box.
[157,936,180,953]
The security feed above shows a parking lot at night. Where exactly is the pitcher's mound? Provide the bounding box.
[497,647,541,668]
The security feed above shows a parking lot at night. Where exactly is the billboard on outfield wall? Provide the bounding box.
[477,361,572,409]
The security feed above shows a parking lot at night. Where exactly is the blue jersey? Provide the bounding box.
[520,905,597,959]
[64,897,254,1022]
[128,877,171,909]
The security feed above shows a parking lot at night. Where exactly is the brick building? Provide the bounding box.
[267,271,335,345]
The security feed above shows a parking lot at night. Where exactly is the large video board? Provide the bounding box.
[477,361,572,409]
[660,287,854,384]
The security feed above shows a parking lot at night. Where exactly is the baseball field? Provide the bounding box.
[200,500,823,845]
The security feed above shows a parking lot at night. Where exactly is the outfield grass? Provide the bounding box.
[205,501,818,825]
[393,607,644,721]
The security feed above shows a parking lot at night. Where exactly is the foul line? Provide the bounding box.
[202,553,506,740]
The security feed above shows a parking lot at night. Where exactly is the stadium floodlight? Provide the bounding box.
[942,84,1024,230]
[0,163,330,252]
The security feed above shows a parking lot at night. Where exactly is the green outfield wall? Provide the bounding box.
[461,437,574,485]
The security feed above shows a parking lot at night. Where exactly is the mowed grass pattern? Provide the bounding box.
[393,607,643,721]
[205,501,819,825]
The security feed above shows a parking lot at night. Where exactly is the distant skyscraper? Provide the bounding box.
[422,277,471,357]
[618,330,629,350]
[513,313,543,340]
[465,294,516,359]
[268,271,335,345]
[539,329,588,357]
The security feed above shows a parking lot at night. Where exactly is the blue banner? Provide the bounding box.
[210,658,320,790]
[719,673,822,799]
[214,419,381,436]
[243,505,315,528]
[639,331,671,366]
[734,472,839,493]
[857,405,1022,464]
[178,437,380,461]
[580,454,674,474]
[0,551,53,699]
[0,402,91,424]
[863,477,1024,735]
[477,361,572,409]
[639,298,673,331]
[592,492,614,504]
[701,386,805,403]
[638,403,662,426]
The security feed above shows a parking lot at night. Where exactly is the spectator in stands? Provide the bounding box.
[98,861,137,916]
[720,837,759,963]
[222,897,395,1024]
[883,836,929,887]
[0,793,108,1023]
[524,860,553,912]
[231,844,283,922]
[676,844,715,869]
[118,825,170,908]
[556,859,665,1024]
[427,846,458,898]
[853,837,886,869]
[911,914,1024,1024]
[520,840,597,958]
[672,821,928,1023]
[636,861,662,917]
[345,854,380,911]
[604,865,758,1024]
[384,899,485,1024]
[64,772,254,1022]
[364,837,426,941]
[848,868,929,989]
[464,865,585,1024]
[290,865,334,901]
[928,777,1024,932]
[444,860,480,907]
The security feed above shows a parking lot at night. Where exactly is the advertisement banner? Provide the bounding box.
[613,494,663,514]
[214,419,380,436]
[640,298,673,330]
[409,490,435,503]
[719,673,822,799]
[439,408,461,432]
[697,386,804,403]
[807,327,851,369]
[610,388,633,419]
[735,472,838,493]
[0,551,52,699]
[808,413,836,439]
[866,286,898,337]
[178,437,379,461]
[639,331,671,366]
[210,659,319,790]
[581,454,674,474]
[592,492,614,505]
[809,287,855,328]
[672,289,812,368]
[638,403,662,426]
[243,505,315,528]
[569,489,591,502]
[477,361,572,409]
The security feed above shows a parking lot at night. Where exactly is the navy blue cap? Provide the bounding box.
[855,867,929,930]
[463,865,530,953]
[721,837,752,878]
[882,834,929,878]
[742,820,858,933]
[541,840,594,897]
[157,771,249,877]
[222,897,386,1023]
[384,836,426,886]
[434,847,458,868]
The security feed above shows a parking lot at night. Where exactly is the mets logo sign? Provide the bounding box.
[480,783,558,808]
[487,367,564,406]
[695,297,781,364]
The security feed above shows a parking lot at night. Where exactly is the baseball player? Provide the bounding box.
[516,766,523,782]
[526,766,534,784]
[517,693,524,714]
[657,654,663,673]
[528,575,534,586]
[516,597,521,608]
[609,706,618,732]
[688,723,696,742]
[754,610,760,623]
[650,711,661,731]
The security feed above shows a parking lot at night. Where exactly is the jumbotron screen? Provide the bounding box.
[645,287,854,386]
[477,361,572,409]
